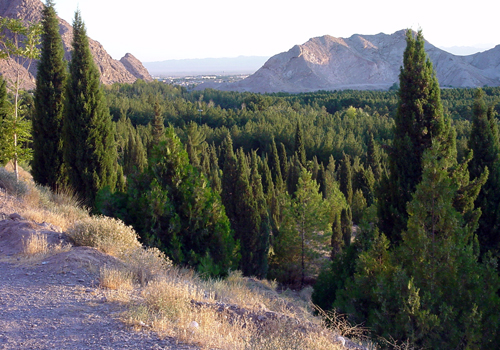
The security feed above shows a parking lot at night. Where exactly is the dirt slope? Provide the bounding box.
[0,209,198,350]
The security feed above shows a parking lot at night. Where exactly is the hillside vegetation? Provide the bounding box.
[1,4,500,348]
[0,164,362,350]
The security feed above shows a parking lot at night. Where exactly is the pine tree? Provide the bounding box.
[32,0,67,190]
[379,29,453,242]
[468,88,500,255]
[0,18,41,177]
[63,11,118,206]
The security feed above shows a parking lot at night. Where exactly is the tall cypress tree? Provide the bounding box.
[150,101,164,148]
[32,0,67,190]
[249,151,271,278]
[278,142,288,185]
[367,133,382,182]
[339,153,353,206]
[63,10,117,206]
[268,138,283,190]
[378,29,453,242]
[468,89,500,254]
[221,134,238,227]
[294,121,306,167]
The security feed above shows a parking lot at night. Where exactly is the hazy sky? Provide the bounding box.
[54,0,499,62]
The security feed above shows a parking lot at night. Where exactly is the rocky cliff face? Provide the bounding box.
[0,0,152,90]
[204,30,500,93]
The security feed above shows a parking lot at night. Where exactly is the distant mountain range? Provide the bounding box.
[0,0,152,90]
[198,30,500,93]
[144,56,269,76]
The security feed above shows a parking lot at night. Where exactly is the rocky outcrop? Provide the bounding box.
[120,53,153,82]
[202,30,500,93]
[0,0,152,90]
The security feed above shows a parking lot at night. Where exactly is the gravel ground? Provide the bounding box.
[0,193,199,350]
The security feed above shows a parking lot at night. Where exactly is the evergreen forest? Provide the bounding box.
[1,2,500,348]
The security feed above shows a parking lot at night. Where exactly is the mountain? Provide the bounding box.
[143,56,269,76]
[0,0,152,90]
[199,30,500,93]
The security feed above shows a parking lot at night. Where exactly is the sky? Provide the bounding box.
[53,0,500,62]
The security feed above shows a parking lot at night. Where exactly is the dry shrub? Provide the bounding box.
[121,246,172,285]
[67,216,141,259]
[21,204,88,231]
[126,275,344,350]
[21,232,71,257]
[246,320,344,350]
[314,305,372,347]
[0,167,28,197]
[206,271,312,321]
[22,233,49,256]
[99,265,134,290]
[126,277,252,350]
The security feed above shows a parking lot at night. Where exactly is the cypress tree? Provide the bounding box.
[366,133,382,182]
[249,151,270,278]
[339,153,353,206]
[287,153,303,195]
[341,207,352,248]
[331,213,343,258]
[63,11,117,206]
[379,29,453,242]
[278,142,288,185]
[268,138,283,190]
[208,144,222,194]
[32,0,67,190]
[233,148,257,276]
[468,89,500,254]
[149,101,164,152]
[294,121,306,167]
[123,130,147,175]
[221,134,238,226]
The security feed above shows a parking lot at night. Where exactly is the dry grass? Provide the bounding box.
[99,265,134,291]
[121,246,172,285]
[124,268,347,350]
[21,205,89,231]
[21,232,71,258]
[22,233,49,256]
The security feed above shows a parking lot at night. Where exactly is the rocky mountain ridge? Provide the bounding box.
[0,0,152,90]
[200,30,500,93]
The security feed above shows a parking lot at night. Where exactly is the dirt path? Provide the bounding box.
[0,216,199,350]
